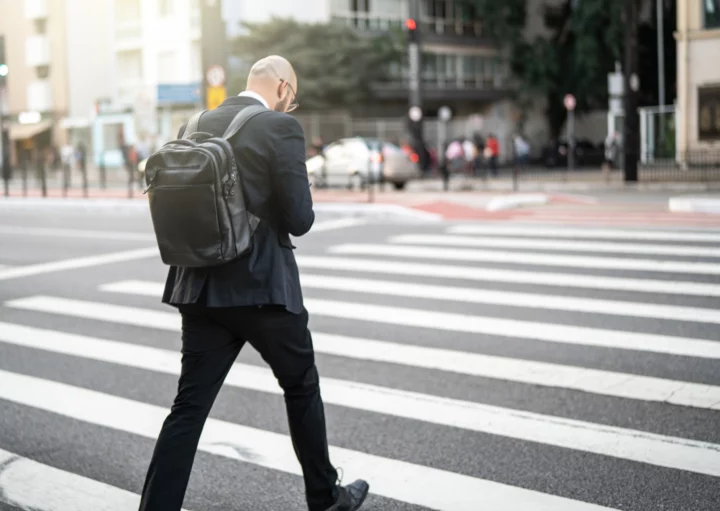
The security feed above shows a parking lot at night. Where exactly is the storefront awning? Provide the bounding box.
[9,120,52,140]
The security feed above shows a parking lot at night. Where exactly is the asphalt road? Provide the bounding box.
[0,200,719,511]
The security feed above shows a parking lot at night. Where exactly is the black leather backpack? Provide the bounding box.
[144,105,267,267]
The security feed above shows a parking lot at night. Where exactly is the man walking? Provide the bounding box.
[138,55,369,511]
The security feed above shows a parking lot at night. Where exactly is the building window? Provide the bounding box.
[116,0,141,22]
[157,51,176,82]
[705,0,720,28]
[190,42,202,81]
[698,86,720,141]
[159,0,174,17]
[116,49,143,82]
[351,0,370,12]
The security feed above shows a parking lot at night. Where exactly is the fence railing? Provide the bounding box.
[639,150,720,182]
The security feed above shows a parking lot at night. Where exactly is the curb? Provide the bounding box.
[313,202,443,222]
[0,197,444,222]
[668,196,720,215]
[485,194,549,212]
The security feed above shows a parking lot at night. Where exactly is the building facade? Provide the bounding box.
[0,0,114,168]
[676,0,720,153]
[0,0,71,168]
[96,0,204,167]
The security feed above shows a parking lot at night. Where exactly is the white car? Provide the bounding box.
[306,137,420,190]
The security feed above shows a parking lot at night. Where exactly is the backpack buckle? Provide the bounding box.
[223,172,238,197]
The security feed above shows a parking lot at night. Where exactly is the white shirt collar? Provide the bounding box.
[238,91,269,109]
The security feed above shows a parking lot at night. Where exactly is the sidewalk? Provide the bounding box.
[4,173,720,223]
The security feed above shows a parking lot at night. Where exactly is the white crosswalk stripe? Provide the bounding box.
[0,370,618,511]
[5,298,720,410]
[0,448,188,511]
[8,294,720,359]
[329,243,720,274]
[1,223,720,510]
[2,321,719,476]
[447,225,720,242]
[99,275,720,324]
[294,255,720,297]
[390,234,720,258]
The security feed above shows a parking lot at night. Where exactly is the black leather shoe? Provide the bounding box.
[324,479,369,511]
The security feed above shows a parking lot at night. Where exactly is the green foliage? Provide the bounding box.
[229,18,403,110]
[474,0,626,138]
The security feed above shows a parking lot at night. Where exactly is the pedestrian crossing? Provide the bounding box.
[1,222,720,510]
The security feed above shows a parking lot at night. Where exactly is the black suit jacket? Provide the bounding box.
[161,96,314,314]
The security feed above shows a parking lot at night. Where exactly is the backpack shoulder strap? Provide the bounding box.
[222,105,268,141]
[182,110,206,139]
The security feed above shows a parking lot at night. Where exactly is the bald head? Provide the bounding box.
[245,55,298,113]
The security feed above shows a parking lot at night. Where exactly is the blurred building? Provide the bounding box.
[676,0,720,153]
[0,0,113,168]
[98,0,203,167]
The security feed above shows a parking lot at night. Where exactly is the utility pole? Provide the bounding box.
[657,0,666,142]
[406,0,424,163]
[624,0,640,182]
[0,34,9,196]
[200,0,227,110]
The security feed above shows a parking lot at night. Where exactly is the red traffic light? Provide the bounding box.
[405,18,417,31]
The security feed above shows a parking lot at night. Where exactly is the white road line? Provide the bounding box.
[295,255,720,297]
[447,225,720,242]
[390,234,720,258]
[0,225,155,241]
[297,274,720,324]
[329,244,720,275]
[8,294,720,361]
[1,322,718,476]
[102,275,720,324]
[0,448,188,511]
[31,288,717,409]
[0,247,159,282]
[310,218,367,232]
[0,370,618,511]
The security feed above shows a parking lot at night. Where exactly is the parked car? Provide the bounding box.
[306,137,421,190]
[542,139,605,168]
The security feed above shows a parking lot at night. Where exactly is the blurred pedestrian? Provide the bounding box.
[472,132,485,176]
[513,134,530,168]
[485,133,499,177]
[76,141,88,194]
[462,137,477,175]
[603,131,620,174]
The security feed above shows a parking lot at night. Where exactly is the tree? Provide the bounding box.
[229,18,403,110]
[509,0,626,139]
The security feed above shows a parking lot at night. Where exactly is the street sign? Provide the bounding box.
[206,65,226,87]
[564,94,576,111]
[206,86,226,110]
[408,106,422,122]
[438,106,452,122]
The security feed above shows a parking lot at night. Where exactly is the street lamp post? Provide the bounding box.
[623,0,640,182]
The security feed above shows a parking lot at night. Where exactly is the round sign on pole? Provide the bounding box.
[206,65,226,87]
[438,106,452,122]
[408,106,423,122]
[564,94,576,111]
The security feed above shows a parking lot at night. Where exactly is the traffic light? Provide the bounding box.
[405,18,418,43]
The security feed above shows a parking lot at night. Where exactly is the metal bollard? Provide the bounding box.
[39,161,47,198]
[99,158,107,189]
[62,163,70,197]
[81,163,88,198]
[22,163,27,196]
